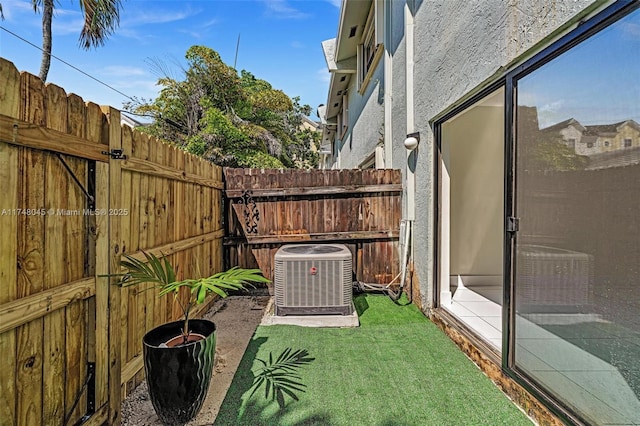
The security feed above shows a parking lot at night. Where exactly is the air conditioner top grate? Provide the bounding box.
[276,244,351,261]
[281,245,344,255]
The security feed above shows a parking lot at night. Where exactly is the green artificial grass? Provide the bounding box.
[214,294,532,425]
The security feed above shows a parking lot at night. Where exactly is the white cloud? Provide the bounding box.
[0,0,36,20]
[114,28,162,44]
[517,90,537,107]
[291,40,304,49]
[112,78,159,94]
[201,18,220,28]
[537,99,567,128]
[621,22,640,38]
[121,8,199,27]
[540,99,565,112]
[54,8,83,18]
[263,0,309,19]
[316,68,330,84]
[102,65,147,77]
[325,0,342,8]
[52,18,85,36]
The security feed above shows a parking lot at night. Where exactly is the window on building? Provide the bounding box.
[363,23,375,75]
[587,142,594,148]
[604,140,610,147]
[359,151,376,169]
[358,2,382,91]
[624,138,632,147]
[337,94,349,138]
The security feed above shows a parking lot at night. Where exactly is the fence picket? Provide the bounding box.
[1,56,398,425]
[224,168,401,288]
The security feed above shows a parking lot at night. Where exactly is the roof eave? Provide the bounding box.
[334,0,371,62]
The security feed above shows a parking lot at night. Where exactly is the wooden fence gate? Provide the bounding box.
[1,57,407,426]
[0,59,224,426]
[224,168,403,287]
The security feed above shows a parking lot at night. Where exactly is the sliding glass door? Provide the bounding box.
[511,5,640,424]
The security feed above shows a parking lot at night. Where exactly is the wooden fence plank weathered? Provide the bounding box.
[224,168,402,288]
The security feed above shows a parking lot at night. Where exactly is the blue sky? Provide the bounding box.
[518,7,640,128]
[0,0,340,118]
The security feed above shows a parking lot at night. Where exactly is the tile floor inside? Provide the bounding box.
[442,283,640,425]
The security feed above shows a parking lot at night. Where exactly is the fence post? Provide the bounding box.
[94,150,109,415]
[100,106,123,424]
[0,57,20,426]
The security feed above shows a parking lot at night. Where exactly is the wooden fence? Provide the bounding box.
[519,165,640,326]
[0,57,407,426]
[224,168,402,287]
[0,58,224,426]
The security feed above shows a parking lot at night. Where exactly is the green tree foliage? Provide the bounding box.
[530,137,589,171]
[126,46,319,169]
[517,106,588,172]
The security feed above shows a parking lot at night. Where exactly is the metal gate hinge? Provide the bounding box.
[101,149,127,160]
[507,217,519,233]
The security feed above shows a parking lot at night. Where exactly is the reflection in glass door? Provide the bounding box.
[512,6,640,424]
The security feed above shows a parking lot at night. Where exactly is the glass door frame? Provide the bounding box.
[433,1,639,424]
[503,1,639,424]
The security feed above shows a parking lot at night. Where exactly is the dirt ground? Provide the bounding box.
[121,292,271,426]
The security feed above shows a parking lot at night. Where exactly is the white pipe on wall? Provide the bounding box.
[405,1,416,222]
[383,0,393,169]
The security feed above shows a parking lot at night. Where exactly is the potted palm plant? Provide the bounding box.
[116,251,269,425]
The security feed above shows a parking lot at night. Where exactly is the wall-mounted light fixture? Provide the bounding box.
[404,132,420,151]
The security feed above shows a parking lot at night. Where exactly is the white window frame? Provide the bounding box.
[337,94,349,138]
[357,2,383,93]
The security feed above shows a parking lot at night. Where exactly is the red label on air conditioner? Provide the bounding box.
[309,266,317,275]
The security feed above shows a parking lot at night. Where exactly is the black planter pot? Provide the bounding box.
[142,319,216,426]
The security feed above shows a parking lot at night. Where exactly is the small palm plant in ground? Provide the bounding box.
[250,348,315,409]
[117,251,270,345]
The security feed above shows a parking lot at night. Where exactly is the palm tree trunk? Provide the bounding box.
[39,0,54,82]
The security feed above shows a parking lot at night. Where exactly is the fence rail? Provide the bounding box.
[1,57,408,426]
[0,58,224,426]
[224,168,403,286]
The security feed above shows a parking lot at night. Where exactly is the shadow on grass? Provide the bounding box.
[355,292,412,317]
[214,337,327,426]
[215,397,333,426]
[250,348,315,409]
[354,295,369,316]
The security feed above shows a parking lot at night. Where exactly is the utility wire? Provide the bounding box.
[0,25,136,102]
[1,25,188,133]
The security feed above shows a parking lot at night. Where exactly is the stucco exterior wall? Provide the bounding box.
[335,65,385,169]
[406,0,597,308]
[390,1,408,216]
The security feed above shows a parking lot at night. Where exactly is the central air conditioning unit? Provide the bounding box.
[274,244,353,316]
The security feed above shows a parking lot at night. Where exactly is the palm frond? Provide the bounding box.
[116,252,175,288]
[78,0,122,49]
[249,348,315,409]
[157,266,269,302]
[113,251,269,339]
